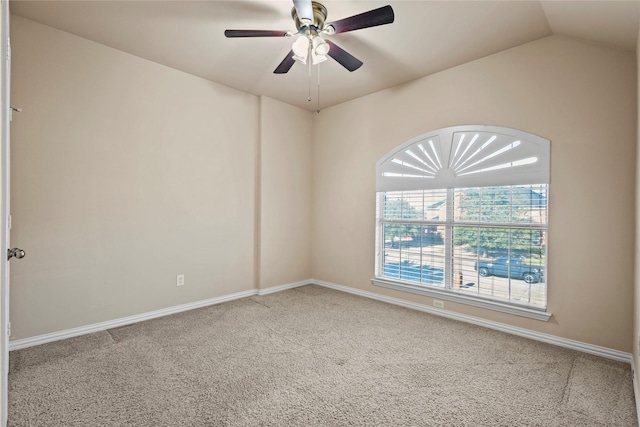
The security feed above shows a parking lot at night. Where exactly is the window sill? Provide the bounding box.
[371,277,552,322]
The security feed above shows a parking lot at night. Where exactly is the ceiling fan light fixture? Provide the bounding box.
[293,54,307,65]
[311,36,329,64]
[292,36,309,64]
[313,37,329,55]
[311,52,327,65]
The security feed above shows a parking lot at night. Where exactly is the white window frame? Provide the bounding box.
[373,125,551,321]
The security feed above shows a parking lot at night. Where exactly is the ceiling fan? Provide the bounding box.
[224,0,394,74]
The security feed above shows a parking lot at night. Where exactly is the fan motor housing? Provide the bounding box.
[292,1,327,32]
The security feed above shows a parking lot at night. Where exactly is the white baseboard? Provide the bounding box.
[9,289,256,351]
[9,280,312,351]
[257,280,311,296]
[9,278,632,365]
[311,279,632,364]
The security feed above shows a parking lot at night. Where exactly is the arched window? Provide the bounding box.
[374,126,550,320]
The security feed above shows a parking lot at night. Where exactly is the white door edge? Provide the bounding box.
[1,1,10,426]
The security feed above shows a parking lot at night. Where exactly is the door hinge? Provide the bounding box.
[8,214,11,230]
[7,322,10,337]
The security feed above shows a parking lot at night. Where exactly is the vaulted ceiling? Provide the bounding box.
[10,1,639,111]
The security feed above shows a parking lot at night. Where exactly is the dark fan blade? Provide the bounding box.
[326,41,363,72]
[274,51,296,74]
[293,0,314,24]
[224,30,289,38]
[327,5,394,34]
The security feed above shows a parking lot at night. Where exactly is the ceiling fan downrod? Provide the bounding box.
[292,1,327,34]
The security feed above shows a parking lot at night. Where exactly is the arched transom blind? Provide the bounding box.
[376,125,550,192]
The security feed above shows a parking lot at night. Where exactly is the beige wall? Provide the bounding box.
[312,35,637,352]
[9,16,313,341]
[259,96,312,289]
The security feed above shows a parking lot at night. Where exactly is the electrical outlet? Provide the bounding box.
[433,299,444,309]
[176,274,185,287]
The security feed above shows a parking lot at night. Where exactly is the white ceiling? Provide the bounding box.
[9,1,640,111]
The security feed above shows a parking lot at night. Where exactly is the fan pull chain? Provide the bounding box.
[317,63,321,113]
[307,39,312,102]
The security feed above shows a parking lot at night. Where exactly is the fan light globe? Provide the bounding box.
[311,36,329,64]
[292,36,309,64]
[314,37,329,55]
[311,52,327,65]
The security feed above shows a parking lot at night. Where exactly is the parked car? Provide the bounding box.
[474,257,544,284]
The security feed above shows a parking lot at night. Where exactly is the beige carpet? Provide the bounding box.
[8,285,638,426]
